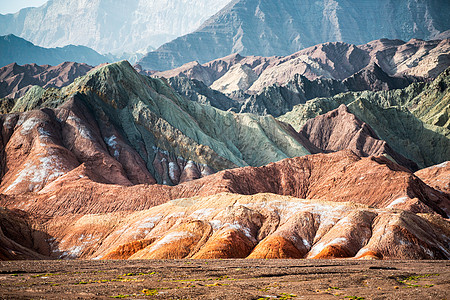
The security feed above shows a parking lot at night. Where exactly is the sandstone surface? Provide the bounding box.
[415,162,450,194]
[1,151,448,218]
[2,192,449,261]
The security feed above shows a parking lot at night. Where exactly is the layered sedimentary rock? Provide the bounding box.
[1,57,449,262]
[415,162,450,194]
[139,0,450,70]
[2,193,449,261]
[155,38,449,89]
[0,62,93,99]
[155,38,448,117]
[0,60,314,193]
[298,104,418,171]
[279,67,450,168]
[1,151,448,218]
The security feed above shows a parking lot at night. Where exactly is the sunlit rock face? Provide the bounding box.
[139,0,450,70]
[0,0,231,54]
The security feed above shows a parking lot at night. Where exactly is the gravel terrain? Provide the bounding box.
[1,259,449,299]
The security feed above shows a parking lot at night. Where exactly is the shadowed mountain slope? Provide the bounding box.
[0,34,109,67]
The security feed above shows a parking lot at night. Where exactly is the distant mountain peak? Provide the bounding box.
[0,34,109,67]
[0,0,232,54]
[139,0,450,71]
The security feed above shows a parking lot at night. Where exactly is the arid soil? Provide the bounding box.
[0,259,449,299]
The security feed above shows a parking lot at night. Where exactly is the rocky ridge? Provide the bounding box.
[139,0,450,70]
[154,38,449,117]
[0,149,449,261]
[0,62,94,99]
[0,60,316,192]
[0,60,449,262]
[155,38,450,89]
[1,190,449,261]
[1,150,448,218]
[279,66,450,169]
[298,104,418,171]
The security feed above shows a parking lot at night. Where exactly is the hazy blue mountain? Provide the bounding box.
[0,34,110,67]
[139,0,450,70]
[0,0,231,54]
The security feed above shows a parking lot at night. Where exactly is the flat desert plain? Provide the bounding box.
[0,259,449,299]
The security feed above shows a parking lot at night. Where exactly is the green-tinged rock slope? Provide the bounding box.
[279,67,450,168]
[2,61,314,185]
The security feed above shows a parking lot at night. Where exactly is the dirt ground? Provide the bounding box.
[0,259,449,299]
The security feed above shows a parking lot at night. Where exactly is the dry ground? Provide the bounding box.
[0,259,449,299]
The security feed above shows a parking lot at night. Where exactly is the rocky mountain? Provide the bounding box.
[2,59,441,200]
[415,161,450,194]
[0,34,109,67]
[1,151,449,260]
[0,60,449,261]
[153,38,449,116]
[0,0,231,54]
[155,38,450,89]
[0,62,94,99]
[298,104,418,171]
[2,148,448,217]
[139,0,450,70]
[0,61,318,193]
[279,66,450,169]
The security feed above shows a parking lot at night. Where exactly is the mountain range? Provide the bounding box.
[1,0,448,71]
[0,34,109,67]
[153,37,450,117]
[0,59,449,260]
[0,61,93,99]
[0,0,230,54]
[0,0,449,264]
[139,0,450,70]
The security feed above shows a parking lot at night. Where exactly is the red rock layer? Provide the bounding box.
[415,161,450,194]
[1,150,448,218]
[48,194,450,260]
[101,239,155,260]
[0,62,93,99]
[298,104,418,171]
[0,96,156,196]
[2,193,449,261]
